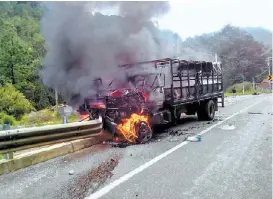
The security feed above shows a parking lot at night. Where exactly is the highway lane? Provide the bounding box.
[0,94,271,199]
[92,95,272,199]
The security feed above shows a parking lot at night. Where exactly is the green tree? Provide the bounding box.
[0,84,34,119]
[0,18,32,85]
[0,2,57,110]
[181,25,269,88]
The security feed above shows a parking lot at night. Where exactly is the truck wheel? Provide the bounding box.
[197,100,215,121]
[135,121,153,144]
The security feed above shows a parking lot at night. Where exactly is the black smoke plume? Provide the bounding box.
[40,1,170,107]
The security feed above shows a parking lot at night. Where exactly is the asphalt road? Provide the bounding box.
[0,95,272,199]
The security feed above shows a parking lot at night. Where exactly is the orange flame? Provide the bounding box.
[116,113,150,143]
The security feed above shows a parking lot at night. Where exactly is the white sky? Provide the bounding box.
[157,0,273,39]
[97,0,272,39]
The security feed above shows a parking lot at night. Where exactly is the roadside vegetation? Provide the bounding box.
[0,107,79,129]
[224,82,272,97]
[0,83,78,129]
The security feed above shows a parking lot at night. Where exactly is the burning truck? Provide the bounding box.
[77,58,224,144]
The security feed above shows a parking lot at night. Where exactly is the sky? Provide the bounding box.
[157,0,273,39]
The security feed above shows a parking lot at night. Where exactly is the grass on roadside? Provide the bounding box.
[225,90,255,97]
[0,154,4,160]
[19,109,79,127]
[225,82,272,97]
[0,108,79,129]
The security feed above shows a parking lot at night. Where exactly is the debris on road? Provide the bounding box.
[221,124,236,130]
[69,170,75,175]
[68,156,120,199]
[213,118,223,122]
[248,112,263,115]
[103,141,132,148]
[166,129,202,142]
[168,137,179,142]
[168,129,195,137]
[186,135,201,142]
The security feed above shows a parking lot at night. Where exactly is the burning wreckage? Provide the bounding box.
[78,58,224,144]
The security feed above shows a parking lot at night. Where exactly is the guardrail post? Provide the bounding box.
[221,94,225,107]
[4,152,14,160]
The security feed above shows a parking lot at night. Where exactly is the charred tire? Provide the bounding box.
[197,100,215,121]
[135,121,152,144]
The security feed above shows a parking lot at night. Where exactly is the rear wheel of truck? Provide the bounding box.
[197,100,215,121]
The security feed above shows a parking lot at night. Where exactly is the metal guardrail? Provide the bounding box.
[0,119,103,158]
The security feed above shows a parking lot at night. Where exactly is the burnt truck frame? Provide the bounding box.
[79,57,224,139]
[119,57,224,124]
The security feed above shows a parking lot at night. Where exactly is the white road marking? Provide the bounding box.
[86,99,263,199]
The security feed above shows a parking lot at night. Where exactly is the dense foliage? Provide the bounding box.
[0,84,33,119]
[181,25,272,88]
[0,2,57,111]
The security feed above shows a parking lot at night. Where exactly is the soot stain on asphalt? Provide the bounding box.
[67,155,121,199]
[149,128,196,143]
[248,112,263,115]
[150,116,221,142]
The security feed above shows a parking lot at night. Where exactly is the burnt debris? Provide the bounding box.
[67,156,120,199]
[103,141,132,148]
[106,89,148,125]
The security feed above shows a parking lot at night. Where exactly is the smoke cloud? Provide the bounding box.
[40,1,170,106]
[179,47,214,61]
